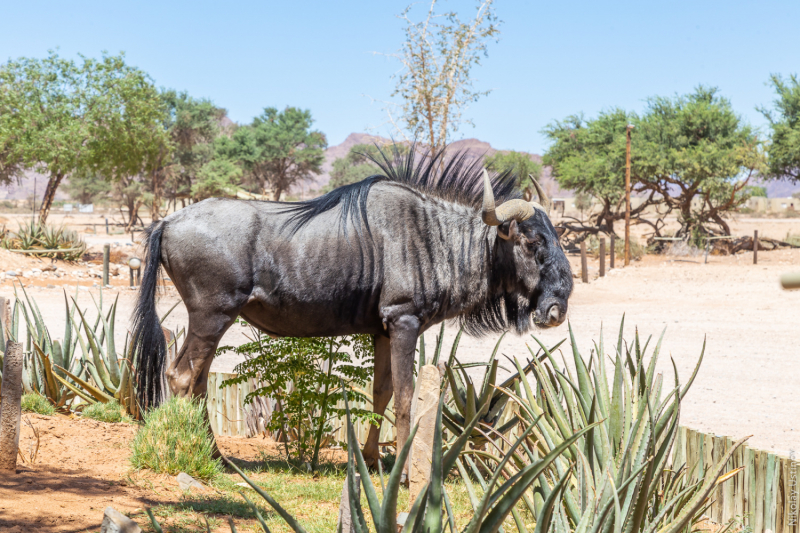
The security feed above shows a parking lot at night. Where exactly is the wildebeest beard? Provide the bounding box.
[458,289,537,337]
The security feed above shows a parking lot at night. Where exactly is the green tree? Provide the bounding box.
[191,159,242,200]
[387,0,499,156]
[0,51,169,223]
[759,74,800,182]
[543,109,661,236]
[157,91,229,212]
[484,150,543,201]
[636,86,765,237]
[63,174,112,205]
[324,143,410,192]
[216,107,326,200]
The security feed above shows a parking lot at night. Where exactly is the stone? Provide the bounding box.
[408,364,443,502]
[100,506,142,533]
[177,472,207,492]
[396,512,409,531]
[4,271,17,277]
[337,474,361,533]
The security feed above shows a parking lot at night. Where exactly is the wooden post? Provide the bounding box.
[105,218,109,234]
[599,237,606,277]
[624,124,633,266]
[337,474,361,533]
[102,244,110,286]
[408,365,442,502]
[0,341,23,473]
[610,234,615,269]
[580,241,589,283]
[753,230,758,265]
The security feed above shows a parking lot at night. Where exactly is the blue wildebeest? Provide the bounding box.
[132,146,573,467]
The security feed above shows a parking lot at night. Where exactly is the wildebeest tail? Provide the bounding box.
[132,221,167,410]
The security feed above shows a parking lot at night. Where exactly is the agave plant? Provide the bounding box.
[454,318,746,533]
[8,284,87,411]
[0,220,86,260]
[148,386,596,533]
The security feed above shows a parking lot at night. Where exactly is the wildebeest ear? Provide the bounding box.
[497,220,518,241]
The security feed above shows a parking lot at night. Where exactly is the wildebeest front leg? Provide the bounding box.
[388,314,421,476]
[363,335,392,469]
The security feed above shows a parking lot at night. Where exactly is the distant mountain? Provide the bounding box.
[294,133,566,198]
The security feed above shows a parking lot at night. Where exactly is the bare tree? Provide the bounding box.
[382,0,499,156]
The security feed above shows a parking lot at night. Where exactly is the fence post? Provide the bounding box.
[337,474,361,533]
[105,218,109,234]
[753,230,758,265]
[580,241,589,283]
[408,365,443,502]
[102,244,110,286]
[0,341,23,473]
[609,234,615,269]
[599,237,606,277]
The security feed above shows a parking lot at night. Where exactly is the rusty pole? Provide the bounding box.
[624,124,634,266]
[599,237,606,277]
[580,241,589,283]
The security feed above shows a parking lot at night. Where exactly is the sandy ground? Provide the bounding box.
[0,215,798,459]
[0,413,289,532]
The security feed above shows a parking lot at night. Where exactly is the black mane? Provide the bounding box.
[282,143,520,237]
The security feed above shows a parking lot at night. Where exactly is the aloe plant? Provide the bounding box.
[453,318,746,533]
[148,387,595,533]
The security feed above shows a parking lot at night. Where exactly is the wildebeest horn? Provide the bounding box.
[529,174,552,213]
[482,169,535,226]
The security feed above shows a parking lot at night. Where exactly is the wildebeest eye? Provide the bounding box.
[523,235,543,252]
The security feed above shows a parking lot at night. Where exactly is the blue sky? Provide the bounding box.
[2,1,798,154]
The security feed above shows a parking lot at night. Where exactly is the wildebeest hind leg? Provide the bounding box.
[363,335,392,470]
[166,308,239,458]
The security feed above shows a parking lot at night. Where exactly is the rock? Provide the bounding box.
[46,284,55,289]
[3,271,16,277]
[177,472,207,492]
[396,512,409,532]
[100,506,141,533]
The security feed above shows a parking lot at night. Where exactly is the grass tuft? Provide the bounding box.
[82,400,133,423]
[21,393,56,415]
[130,397,222,482]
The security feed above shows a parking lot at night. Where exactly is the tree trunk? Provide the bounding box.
[38,173,64,225]
[273,187,282,202]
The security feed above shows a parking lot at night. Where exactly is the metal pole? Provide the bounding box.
[580,241,589,283]
[610,234,615,269]
[102,244,110,286]
[105,218,109,234]
[599,237,606,277]
[129,267,134,288]
[753,230,758,265]
[624,125,633,266]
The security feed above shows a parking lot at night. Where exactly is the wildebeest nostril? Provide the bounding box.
[548,304,561,323]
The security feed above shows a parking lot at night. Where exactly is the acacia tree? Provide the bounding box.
[484,150,543,201]
[636,87,765,238]
[0,51,169,224]
[154,91,230,215]
[387,0,499,156]
[542,109,662,237]
[759,74,800,182]
[216,107,326,200]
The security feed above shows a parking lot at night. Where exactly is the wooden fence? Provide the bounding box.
[206,372,798,533]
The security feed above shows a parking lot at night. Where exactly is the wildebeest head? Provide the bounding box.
[480,169,573,332]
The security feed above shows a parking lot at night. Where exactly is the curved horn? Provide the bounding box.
[529,174,552,213]
[482,169,535,226]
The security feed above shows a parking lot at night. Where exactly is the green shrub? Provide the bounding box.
[220,325,375,470]
[21,393,56,415]
[130,397,222,481]
[81,400,132,423]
